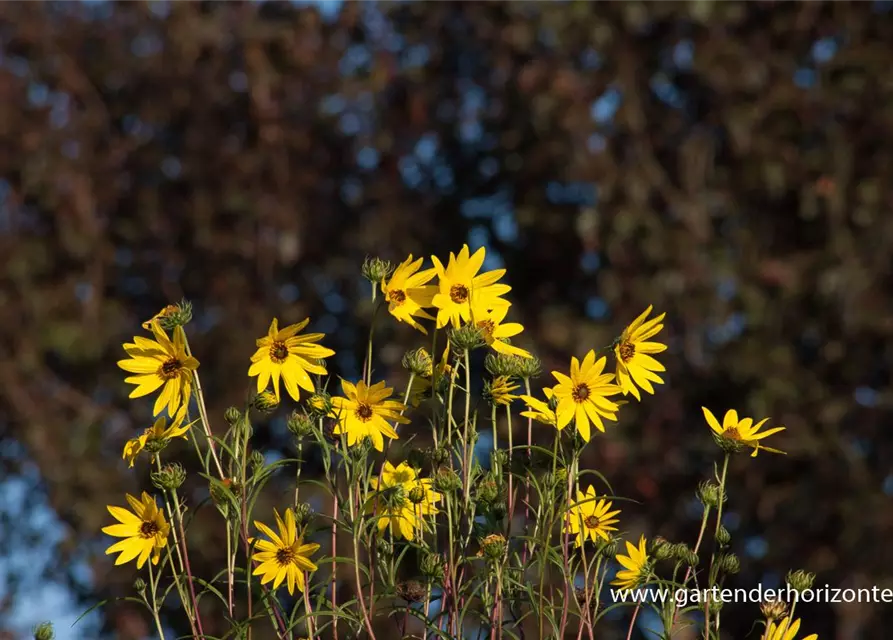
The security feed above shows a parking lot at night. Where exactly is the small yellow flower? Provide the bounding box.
[472,306,532,359]
[765,617,818,640]
[122,405,193,467]
[329,379,409,451]
[370,461,441,540]
[702,407,786,457]
[118,321,199,417]
[248,318,335,403]
[381,254,437,334]
[614,305,667,400]
[611,534,649,590]
[551,350,622,442]
[486,376,520,406]
[431,245,511,329]
[252,508,320,595]
[564,485,621,547]
[519,388,558,427]
[103,492,170,569]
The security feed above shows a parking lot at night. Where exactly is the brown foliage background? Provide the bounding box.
[1,1,892,638]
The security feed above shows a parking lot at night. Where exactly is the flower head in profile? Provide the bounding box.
[765,617,818,640]
[407,346,453,407]
[381,255,437,334]
[520,388,558,427]
[118,321,199,417]
[431,245,511,329]
[564,485,621,547]
[473,306,532,359]
[252,508,320,595]
[484,376,520,406]
[702,407,786,457]
[248,318,335,403]
[611,534,649,590]
[614,305,667,400]
[122,405,193,467]
[329,379,409,451]
[103,492,170,569]
[141,304,180,331]
[369,461,441,540]
[551,350,622,442]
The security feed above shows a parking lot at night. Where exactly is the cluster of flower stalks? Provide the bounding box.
[93,245,819,640]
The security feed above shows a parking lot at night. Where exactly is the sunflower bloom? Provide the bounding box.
[702,407,786,457]
[520,388,558,427]
[615,305,667,400]
[431,245,511,329]
[248,318,335,403]
[485,376,520,406]
[252,508,320,595]
[118,321,199,417]
[611,534,649,590]
[369,461,441,540]
[122,405,194,467]
[329,379,409,451]
[381,254,437,334]
[765,617,818,640]
[551,350,622,442]
[564,485,621,547]
[103,492,170,569]
[473,306,532,359]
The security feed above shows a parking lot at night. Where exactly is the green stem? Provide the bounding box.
[147,562,166,640]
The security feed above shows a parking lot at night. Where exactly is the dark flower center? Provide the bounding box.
[388,289,407,304]
[572,383,591,403]
[449,284,469,303]
[724,427,741,440]
[160,358,182,379]
[477,319,495,335]
[584,515,601,530]
[355,403,374,421]
[140,521,160,538]
[618,341,636,362]
[269,341,289,363]
[276,547,297,566]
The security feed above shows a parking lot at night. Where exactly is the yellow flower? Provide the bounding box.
[369,461,441,540]
[486,376,520,406]
[382,255,437,334]
[431,245,511,329]
[252,508,320,595]
[248,318,335,402]
[122,406,193,467]
[765,617,818,640]
[520,388,558,427]
[473,306,532,359]
[103,492,170,569]
[118,321,199,417]
[407,346,454,407]
[611,534,649,590]
[551,350,622,442]
[564,485,621,547]
[614,305,667,400]
[702,407,787,457]
[141,304,180,330]
[329,379,409,451]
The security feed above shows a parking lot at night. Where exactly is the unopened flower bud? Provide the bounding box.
[224,406,242,426]
[427,446,450,467]
[308,392,333,417]
[786,569,815,594]
[684,549,700,567]
[450,324,485,352]
[516,355,543,379]
[287,410,314,438]
[33,622,55,640]
[697,480,725,509]
[252,391,279,415]
[651,536,673,561]
[760,598,788,621]
[250,450,265,472]
[421,551,443,581]
[133,577,147,595]
[376,537,392,556]
[403,348,433,377]
[361,256,394,283]
[434,468,461,493]
[716,525,731,547]
[484,353,521,378]
[294,502,313,525]
[708,596,724,615]
[475,478,500,505]
[598,536,619,558]
[151,463,187,491]
[719,553,740,574]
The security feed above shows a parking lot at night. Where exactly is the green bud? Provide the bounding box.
[480,534,507,560]
[449,324,485,352]
[708,595,724,615]
[361,256,394,283]
[250,450,265,472]
[421,551,444,581]
[408,486,426,504]
[403,348,433,377]
[396,579,426,603]
[150,462,186,491]
[516,355,543,379]
[598,535,619,558]
[475,478,500,505]
[684,549,700,567]
[719,553,740,575]
[376,537,392,556]
[294,502,314,525]
[490,450,509,470]
[380,484,407,509]
[484,353,521,378]
[252,391,279,415]
[308,392,333,417]
[434,467,461,493]
[697,480,725,509]
[287,410,315,438]
[786,569,815,594]
[224,406,241,426]
[760,599,788,621]
[650,536,673,561]
[133,577,147,595]
[33,622,55,640]
[152,299,193,330]
[716,525,731,547]
[670,542,691,561]
[490,501,507,521]
[427,446,450,467]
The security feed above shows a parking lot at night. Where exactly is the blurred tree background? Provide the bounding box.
[1,1,893,638]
